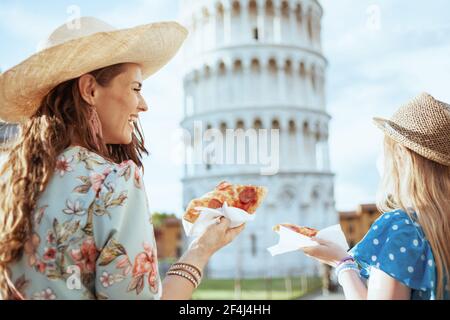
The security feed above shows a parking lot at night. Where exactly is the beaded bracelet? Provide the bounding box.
[334,262,360,286]
[167,262,203,289]
[334,261,359,275]
[169,267,199,284]
[170,262,202,279]
[337,267,360,286]
[166,270,199,289]
[336,256,355,268]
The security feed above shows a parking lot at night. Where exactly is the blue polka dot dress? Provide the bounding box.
[349,209,448,300]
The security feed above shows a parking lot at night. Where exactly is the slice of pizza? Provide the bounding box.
[183,181,268,224]
[273,223,318,237]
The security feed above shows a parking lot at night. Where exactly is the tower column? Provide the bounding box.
[299,6,306,44]
[210,8,217,50]
[278,59,288,103]
[296,118,304,169]
[241,0,250,43]
[304,125,312,170]
[256,0,265,42]
[280,117,289,170]
[212,67,219,111]
[304,67,311,108]
[224,1,232,44]
[200,11,206,53]
[216,4,225,46]
[242,59,251,106]
[197,72,204,114]
[311,125,318,170]
[194,14,200,56]
[260,58,267,105]
[273,2,281,43]
[288,3,296,44]
[292,62,300,106]
[322,132,330,171]
[318,16,323,51]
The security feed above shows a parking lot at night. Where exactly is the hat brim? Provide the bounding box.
[0,21,188,123]
[373,117,450,166]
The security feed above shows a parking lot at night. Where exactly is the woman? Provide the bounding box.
[301,93,450,300]
[0,17,244,300]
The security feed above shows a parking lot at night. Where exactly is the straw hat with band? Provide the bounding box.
[0,16,188,124]
[373,92,450,167]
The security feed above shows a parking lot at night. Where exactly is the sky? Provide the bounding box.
[1,0,450,216]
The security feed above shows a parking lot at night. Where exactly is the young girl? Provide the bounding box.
[302,92,450,300]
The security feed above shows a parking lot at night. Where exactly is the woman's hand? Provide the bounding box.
[179,217,245,270]
[192,217,245,257]
[301,236,350,267]
[162,217,244,300]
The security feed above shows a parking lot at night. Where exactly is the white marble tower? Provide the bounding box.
[179,0,336,278]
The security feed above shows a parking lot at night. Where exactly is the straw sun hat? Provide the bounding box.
[0,16,188,124]
[373,92,450,166]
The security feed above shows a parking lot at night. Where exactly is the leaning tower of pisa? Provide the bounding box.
[179,0,336,279]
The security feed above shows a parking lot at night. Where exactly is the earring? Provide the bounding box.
[89,106,103,149]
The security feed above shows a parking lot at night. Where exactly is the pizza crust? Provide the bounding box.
[273,223,318,237]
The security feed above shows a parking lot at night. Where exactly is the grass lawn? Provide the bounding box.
[192,276,323,300]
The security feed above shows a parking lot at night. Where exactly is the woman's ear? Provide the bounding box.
[78,74,97,105]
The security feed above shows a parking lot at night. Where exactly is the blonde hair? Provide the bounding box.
[0,63,148,299]
[377,135,450,299]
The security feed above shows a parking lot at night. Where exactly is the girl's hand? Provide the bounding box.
[301,236,351,267]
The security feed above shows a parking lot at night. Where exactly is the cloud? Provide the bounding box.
[0,2,56,42]
[0,2,62,69]
[321,0,450,211]
[97,0,181,27]
[2,0,449,215]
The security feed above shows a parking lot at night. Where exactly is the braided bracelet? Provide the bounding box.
[166,270,199,289]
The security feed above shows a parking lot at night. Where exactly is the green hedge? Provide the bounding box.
[191,276,323,300]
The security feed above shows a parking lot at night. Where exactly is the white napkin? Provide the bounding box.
[267,224,349,256]
[182,202,256,237]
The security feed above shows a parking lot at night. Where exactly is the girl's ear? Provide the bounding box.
[78,74,97,105]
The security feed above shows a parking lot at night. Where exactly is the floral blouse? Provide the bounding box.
[8,146,161,300]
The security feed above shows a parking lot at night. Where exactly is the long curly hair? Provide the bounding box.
[0,63,149,299]
[377,135,450,299]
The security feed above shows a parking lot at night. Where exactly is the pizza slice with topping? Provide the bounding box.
[183,181,268,224]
